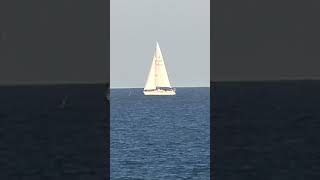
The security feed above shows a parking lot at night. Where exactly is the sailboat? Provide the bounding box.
[143,42,176,96]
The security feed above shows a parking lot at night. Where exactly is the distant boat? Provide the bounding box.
[143,42,176,96]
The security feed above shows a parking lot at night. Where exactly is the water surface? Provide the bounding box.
[111,87,210,179]
[0,84,106,180]
[214,80,320,180]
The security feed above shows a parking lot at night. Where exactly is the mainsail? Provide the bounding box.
[144,56,156,90]
[144,42,172,90]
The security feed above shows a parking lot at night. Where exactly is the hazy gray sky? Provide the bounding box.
[111,0,210,88]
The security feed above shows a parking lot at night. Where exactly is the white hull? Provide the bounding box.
[143,89,176,96]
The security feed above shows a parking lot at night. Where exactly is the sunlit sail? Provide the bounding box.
[143,42,176,95]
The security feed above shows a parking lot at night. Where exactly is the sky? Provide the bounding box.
[3,1,317,85]
[212,0,320,81]
[110,0,210,88]
[0,1,109,85]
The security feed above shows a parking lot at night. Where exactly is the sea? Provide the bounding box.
[3,81,318,179]
[110,87,210,180]
[214,80,320,180]
[0,84,107,180]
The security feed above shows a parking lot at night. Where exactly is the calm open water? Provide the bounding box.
[0,84,106,180]
[214,80,320,180]
[111,87,210,180]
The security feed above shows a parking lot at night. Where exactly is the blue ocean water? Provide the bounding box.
[110,87,210,180]
[0,84,106,180]
[214,80,320,180]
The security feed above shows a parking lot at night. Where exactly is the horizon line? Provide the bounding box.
[111,85,210,89]
[1,78,319,87]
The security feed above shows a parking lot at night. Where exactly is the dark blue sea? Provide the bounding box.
[214,80,320,180]
[0,84,107,180]
[111,87,210,180]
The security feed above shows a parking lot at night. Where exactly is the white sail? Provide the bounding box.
[144,55,156,90]
[154,42,172,88]
[143,42,175,95]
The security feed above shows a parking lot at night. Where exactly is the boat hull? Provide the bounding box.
[143,89,176,96]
